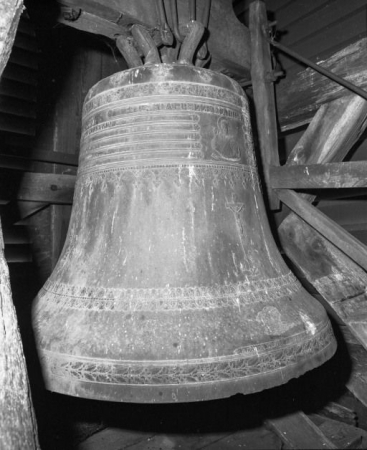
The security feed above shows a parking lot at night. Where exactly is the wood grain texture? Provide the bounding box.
[0,2,40,448]
[277,38,367,131]
[0,244,40,449]
[270,161,367,189]
[77,426,280,450]
[277,92,367,356]
[277,189,367,273]
[266,411,336,449]
[18,173,76,203]
[250,0,280,209]
[53,0,251,80]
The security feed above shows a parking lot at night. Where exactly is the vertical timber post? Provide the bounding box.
[0,0,40,448]
[249,0,280,210]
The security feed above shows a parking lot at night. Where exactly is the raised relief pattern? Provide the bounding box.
[77,164,259,192]
[37,272,301,312]
[83,82,242,117]
[40,320,334,385]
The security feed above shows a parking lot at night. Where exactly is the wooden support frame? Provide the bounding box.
[249,0,280,210]
[276,38,367,131]
[270,161,367,190]
[277,189,367,273]
[18,173,76,204]
[276,91,367,356]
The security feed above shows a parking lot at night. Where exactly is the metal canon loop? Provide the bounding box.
[178,20,205,65]
[131,24,161,65]
[115,34,142,69]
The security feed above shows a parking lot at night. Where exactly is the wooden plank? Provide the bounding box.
[57,10,123,40]
[127,432,236,450]
[279,214,367,351]
[30,150,78,166]
[12,33,38,53]
[316,200,367,229]
[0,153,78,171]
[288,94,367,167]
[270,161,367,189]
[277,189,367,273]
[16,201,48,222]
[279,0,367,48]
[276,38,367,131]
[266,411,336,449]
[0,113,35,135]
[17,173,76,204]
[4,244,32,263]
[77,428,155,450]
[7,47,38,70]
[77,426,281,450]
[0,78,36,102]
[1,61,38,86]
[59,0,123,23]
[16,16,36,37]
[0,132,35,149]
[199,428,281,450]
[310,415,367,449]
[345,343,367,409]
[250,0,280,210]
[315,403,357,427]
[278,7,366,76]
[0,96,36,118]
[2,226,29,244]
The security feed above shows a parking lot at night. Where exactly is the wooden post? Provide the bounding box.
[249,0,280,210]
[0,0,40,448]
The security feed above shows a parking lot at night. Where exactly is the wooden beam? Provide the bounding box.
[270,161,367,190]
[280,212,367,354]
[287,95,367,167]
[38,0,251,81]
[18,173,76,204]
[277,38,367,131]
[0,152,78,171]
[57,10,122,39]
[277,189,367,273]
[249,0,280,210]
[310,416,366,449]
[266,412,336,449]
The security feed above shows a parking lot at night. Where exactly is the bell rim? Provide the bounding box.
[37,319,337,403]
[40,334,337,403]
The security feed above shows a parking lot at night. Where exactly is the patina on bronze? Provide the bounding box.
[32,64,337,403]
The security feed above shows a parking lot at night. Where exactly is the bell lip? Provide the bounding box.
[39,329,337,404]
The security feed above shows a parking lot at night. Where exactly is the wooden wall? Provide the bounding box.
[0,13,127,303]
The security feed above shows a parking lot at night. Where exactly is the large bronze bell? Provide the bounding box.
[32,63,336,403]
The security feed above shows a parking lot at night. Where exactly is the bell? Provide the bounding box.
[32,63,336,403]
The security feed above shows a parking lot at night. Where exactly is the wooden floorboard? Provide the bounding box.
[77,426,281,450]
